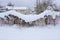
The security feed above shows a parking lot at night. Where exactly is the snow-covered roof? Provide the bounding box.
[6,6,28,10]
[13,7,28,10]
[0,10,60,22]
[6,6,13,9]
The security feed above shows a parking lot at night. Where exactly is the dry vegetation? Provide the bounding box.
[0,14,60,27]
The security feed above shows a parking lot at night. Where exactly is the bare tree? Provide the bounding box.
[52,4,60,11]
[7,2,14,7]
[0,4,3,8]
[35,0,53,14]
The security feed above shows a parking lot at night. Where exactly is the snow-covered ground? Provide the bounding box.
[0,24,60,40]
[0,7,60,40]
[0,0,60,40]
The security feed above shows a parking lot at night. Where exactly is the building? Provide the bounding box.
[0,4,32,14]
[0,5,8,13]
[13,7,32,15]
[5,6,32,15]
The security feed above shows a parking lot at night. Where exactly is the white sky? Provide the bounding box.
[0,0,36,8]
[0,0,60,8]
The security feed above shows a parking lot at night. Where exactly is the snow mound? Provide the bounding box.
[41,10,60,18]
[0,10,60,22]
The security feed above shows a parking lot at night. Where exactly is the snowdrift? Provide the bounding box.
[0,10,60,22]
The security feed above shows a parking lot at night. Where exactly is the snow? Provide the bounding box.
[53,0,60,7]
[13,7,28,10]
[0,10,43,22]
[0,25,60,40]
[41,10,60,19]
[6,6,28,10]
[0,10,60,22]
[0,3,60,40]
[6,6,13,10]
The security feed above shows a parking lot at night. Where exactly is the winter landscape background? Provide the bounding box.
[0,0,60,40]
